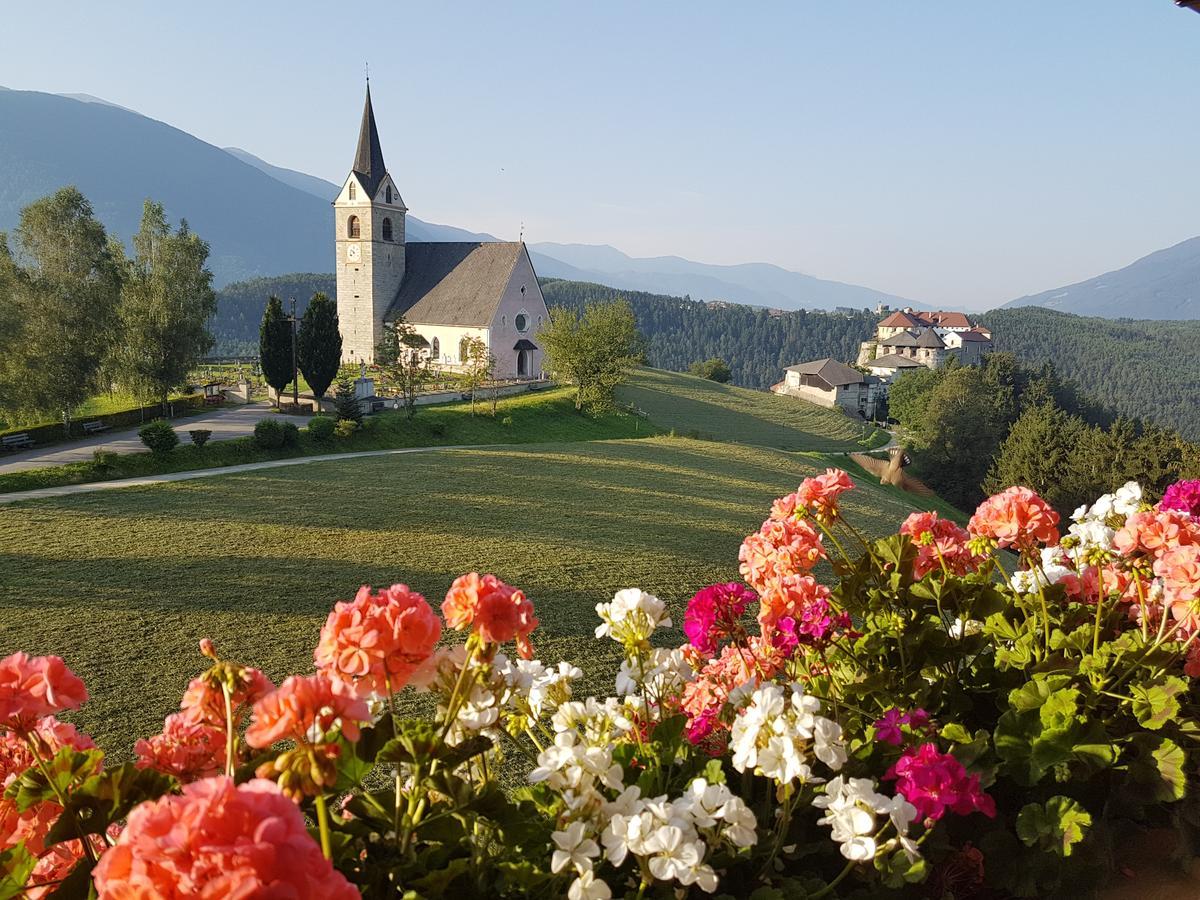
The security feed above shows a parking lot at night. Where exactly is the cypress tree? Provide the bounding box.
[259,295,293,406]
[297,292,342,399]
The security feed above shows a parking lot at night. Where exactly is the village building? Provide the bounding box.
[771,358,882,419]
[333,86,549,378]
[856,307,992,370]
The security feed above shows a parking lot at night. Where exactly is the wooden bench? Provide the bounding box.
[1,434,33,451]
[81,421,110,435]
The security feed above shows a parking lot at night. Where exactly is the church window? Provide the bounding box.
[515,313,528,333]
[431,337,440,359]
[459,337,470,361]
[501,316,506,329]
[349,183,356,200]
[386,185,393,204]
[347,215,360,239]
[382,218,393,242]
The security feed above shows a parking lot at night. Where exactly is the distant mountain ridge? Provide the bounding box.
[1001,236,1200,319]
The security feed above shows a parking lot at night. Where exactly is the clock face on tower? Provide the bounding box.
[347,243,361,262]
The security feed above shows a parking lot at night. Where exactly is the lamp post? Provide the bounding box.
[288,298,299,411]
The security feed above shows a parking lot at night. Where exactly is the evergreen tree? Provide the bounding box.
[112,201,216,415]
[297,292,341,398]
[333,378,362,424]
[984,402,1089,516]
[259,295,293,406]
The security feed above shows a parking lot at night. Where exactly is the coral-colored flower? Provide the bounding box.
[179,667,274,728]
[681,636,788,744]
[0,716,94,784]
[683,583,755,657]
[968,486,1059,551]
[885,743,995,822]
[316,584,442,697]
[739,517,825,594]
[0,653,88,734]
[93,777,358,899]
[792,468,855,523]
[135,713,227,783]
[245,674,370,749]
[758,573,831,631]
[1113,508,1200,559]
[1161,480,1200,517]
[901,511,983,579]
[1154,545,1200,634]
[442,573,538,659]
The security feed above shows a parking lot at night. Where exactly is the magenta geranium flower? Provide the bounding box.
[683,582,755,656]
[885,743,995,822]
[1160,480,1200,517]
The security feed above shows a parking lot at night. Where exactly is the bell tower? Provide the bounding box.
[334,83,407,364]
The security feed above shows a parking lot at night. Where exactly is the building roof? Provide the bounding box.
[352,85,388,198]
[514,339,538,351]
[881,331,919,347]
[957,330,991,342]
[878,310,922,328]
[914,328,945,348]
[785,358,864,387]
[920,310,973,329]
[386,242,524,327]
[869,353,926,369]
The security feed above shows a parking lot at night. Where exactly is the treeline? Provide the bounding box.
[888,353,1199,514]
[980,307,1200,439]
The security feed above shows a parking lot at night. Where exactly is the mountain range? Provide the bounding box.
[1,86,1198,318]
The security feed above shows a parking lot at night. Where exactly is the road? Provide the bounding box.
[0,403,311,475]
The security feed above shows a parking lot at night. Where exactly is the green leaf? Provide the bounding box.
[703,757,727,785]
[1016,796,1092,857]
[44,763,175,845]
[376,719,439,766]
[940,723,973,744]
[439,735,493,772]
[1131,677,1186,731]
[1129,734,1187,802]
[5,749,105,812]
[0,843,37,900]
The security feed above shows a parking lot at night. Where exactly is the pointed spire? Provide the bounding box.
[351,83,387,198]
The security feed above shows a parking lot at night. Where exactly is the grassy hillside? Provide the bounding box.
[617,368,886,451]
[0,437,940,757]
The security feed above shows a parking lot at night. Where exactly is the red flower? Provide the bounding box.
[93,777,358,899]
[901,511,983,578]
[0,653,88,734]
[738,517,825,594]
[886,743,995,822]
[968,487,1059,551]
[135,713,227,783]
[442,573,539,659]
[245,674,370,749]
[794,468,855,522]
[316,584,442,697]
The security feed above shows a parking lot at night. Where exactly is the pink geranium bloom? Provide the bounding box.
[886,742,995,822]
[968,486,1059,551]
[245,673,370,749]
[179,667,274,728]
[135,713,227,783]
[1161,480,1200,517]
[442,573,539,659]
[757,573,831,630]
[738,517,826,594]
[1113,509,1200,559]
[793,468,855,522]
[315,584,442,696]
[900,511,983,578]
[683,582,755,656]
[873,708,932,746]
[681,636,789,744]
[1154,545,1200,633]
[92,777,358,899]
[0,653,88,734]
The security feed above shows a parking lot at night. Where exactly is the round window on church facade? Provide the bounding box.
[515,313,528,333]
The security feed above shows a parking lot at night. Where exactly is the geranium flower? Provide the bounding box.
[245,673,370,748]
[92,777,358,899]
[885,742,995,822]
[968,486,1059,551]
[900,511,983,578]
[1154,545,1200,633]
[683,583,755,656]
[135,713,226,783]
[315,583,442,696]
[791,468,855,523]
[1161,480,1200,517]
[1113,508,1200,559]
[872,708,932,746]
[0,653,88,734]
[443,573,538,659]
[179,666,274,728]
[757,574,831,631]
[738,517,825,594]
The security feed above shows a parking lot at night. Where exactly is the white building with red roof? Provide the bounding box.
[857,307,992,370]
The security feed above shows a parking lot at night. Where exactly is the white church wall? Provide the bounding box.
[487,249,551,379]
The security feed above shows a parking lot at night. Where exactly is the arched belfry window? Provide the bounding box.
[349,183,356,201]
[347,216,360,239]
[386,185,393,204]
[382,218,393,242]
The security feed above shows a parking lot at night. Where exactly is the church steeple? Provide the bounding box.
[352,84,387,198]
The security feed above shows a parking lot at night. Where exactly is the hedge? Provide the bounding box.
[0,395,205,447]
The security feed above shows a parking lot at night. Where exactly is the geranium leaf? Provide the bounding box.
[0,843,37,900]
[5,749,104,813]
[1131,677,1186,731]
[1016,796,1092,857]
[44,763,175,845]
[1129,734,1187,802]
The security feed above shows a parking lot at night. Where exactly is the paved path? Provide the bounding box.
[0,403,310,475]
[0,445,502,505]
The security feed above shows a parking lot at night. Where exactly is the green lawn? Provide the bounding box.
[0,437,939,759]
[617,368,887,451]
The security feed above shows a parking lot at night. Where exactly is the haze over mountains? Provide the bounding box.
[1,86,1198,318]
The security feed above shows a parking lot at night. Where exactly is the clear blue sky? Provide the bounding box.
[2,1,1198,308]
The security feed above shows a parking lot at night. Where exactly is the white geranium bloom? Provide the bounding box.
[568,869,612,900]
[1113,481,1143,517]
[595,588,671,643]
[719,796,758,848]
[813,717,847,770]
[948,617,983,638]
[551,821,600,874]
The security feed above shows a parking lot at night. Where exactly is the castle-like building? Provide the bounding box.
[334,86,548,378]
[856,307,992,373]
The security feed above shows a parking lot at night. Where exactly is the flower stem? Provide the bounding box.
[314,792,333,860]
[221,681,237,779]
[23,736,98,865]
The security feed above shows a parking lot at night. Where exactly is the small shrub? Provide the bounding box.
[501,416,514,428]
[334,379,363,424]
[334,419,358,439]
[280,421,300,448]
[91,449,117,475]
[253,418,285,450]
[188,429,212,449]
[308,416,335,442]
[138,419,178,455]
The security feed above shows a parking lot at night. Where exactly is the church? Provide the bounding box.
[333,86,549,379]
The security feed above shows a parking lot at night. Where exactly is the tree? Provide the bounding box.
[460,336,493,415]
[259,295,292,407]
[333,378,362,424]
[984,402,1090,517]
[886,367,942,435]
[0,188,123,434]
[688,357,732,383]
[297,292,341,399]
[112,201,216,415]
[537,300,642,413]
[376,317,432,420]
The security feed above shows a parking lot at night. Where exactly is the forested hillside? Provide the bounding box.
[212,274,334,356]
[980,307,1200,439]
[539,279,871,388]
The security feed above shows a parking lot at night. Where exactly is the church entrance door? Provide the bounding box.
[517,350,529,378]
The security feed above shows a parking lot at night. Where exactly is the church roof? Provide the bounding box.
[386,242,525,327]
[352,85,388,198]
[785,358,864,387]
